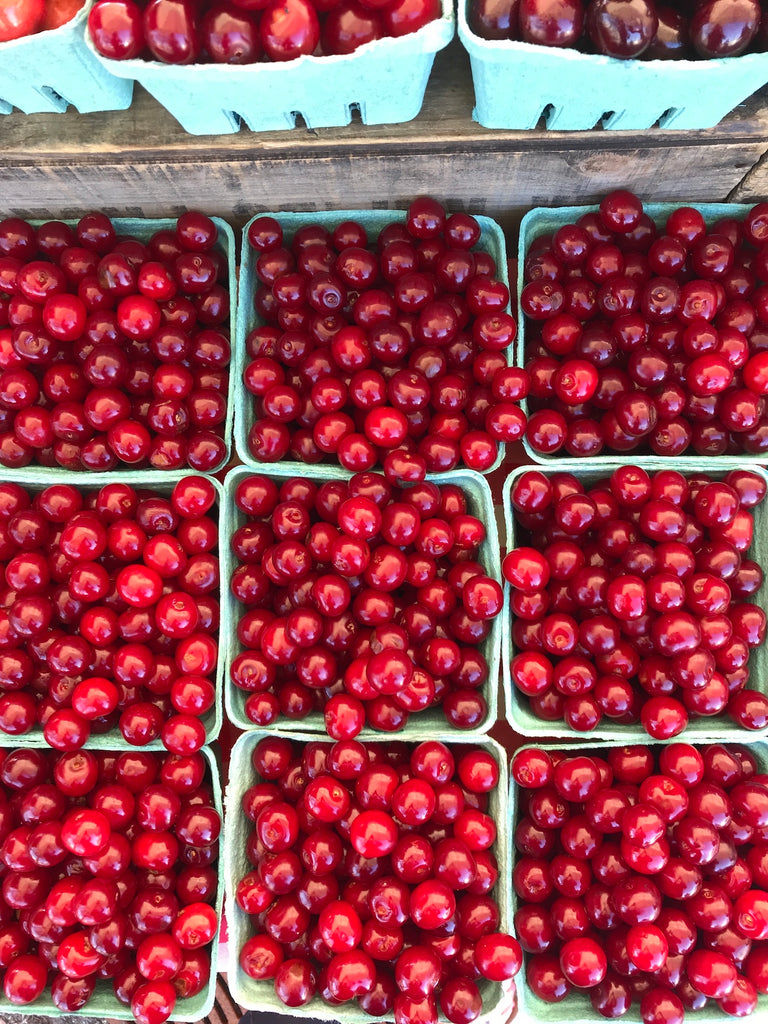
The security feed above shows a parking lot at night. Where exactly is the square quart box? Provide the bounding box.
[457,0,768,131]
[516,201,767,466]
[225,730,511,1020]
[234,208,511,476]
[0,215,236,478]
[0,743,224,1021]
[502,461,768,742]
[508,739,768,1024]
[0,469,224,750]
[85,0,454,135]
[221,463,502,739]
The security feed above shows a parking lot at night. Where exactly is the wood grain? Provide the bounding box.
[728,150,768,203]
[0,144,762,236]
[0,40,767,229]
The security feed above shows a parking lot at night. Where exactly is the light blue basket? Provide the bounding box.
[457,0,768,131]
[85,1,453,136]
[502,461,768,742]
[0,742,223,1021]
[222,463,502,738]
[225,730,510,1018]
[518,201,765,466]
[510,740,768,1024]
[234,208,511,476]
[0,469,224,751]
[0,0,132,114]
[1,216,236,477]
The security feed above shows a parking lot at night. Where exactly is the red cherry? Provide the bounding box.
[559,937,607,987]
[475,932,523,980]
[318,900,362,953]
[131,979,177,1024]
[260,0,319,58]
[4,953,48,1004]
[273,958,317,1007]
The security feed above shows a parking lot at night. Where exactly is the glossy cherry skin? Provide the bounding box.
[559,937,607,988]
[273,958,317,1006]
[586,0,659,58]
[143,0,201,63]
[469,0,520,37]
[88,0,146,58]
[690,0,760,56]
[475,932,522,980]
[202,4,262,62]
[3,953,48,1005]
[260,0,320,59]
[383,0,441,37]
[518,0,584,45]
[322,2,384,53]
[131,980,177,1024]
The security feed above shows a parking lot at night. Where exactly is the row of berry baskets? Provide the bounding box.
[66,728,764,1023]
[7,197,768,480]
[5,0,768,133]
[4,457,766,752]
[228,458,768,745]
[5,728,763,1023]
[2,724,763,1023]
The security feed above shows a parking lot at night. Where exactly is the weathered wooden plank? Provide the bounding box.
[728,151,768,203]
[0,143,762,235]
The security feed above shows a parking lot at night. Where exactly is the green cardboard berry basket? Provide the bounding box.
[85,0,454,136]
[516,201,762,466]
[501,460,768,741]
[1,216,236,478]
[0,0,133,115]
[509,739,768,1024]
[221,463,502,739]
[458,0,768,132]
[233,208,511,477]
[225,729,510,1018]
[0,469,223,750]
[0,741,224,1020]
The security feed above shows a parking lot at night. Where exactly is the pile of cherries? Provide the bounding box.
[0,745,220,1023]
[0,211,230,473]
[243,198,527,478]
[511,742,768,1023]
[503,465,768,736]
[87,0,441,64]
[0,475,219,752]
[520,191,768,458]
[235,735,521,1021]
[229,471,501,733]
[469,0,764,59]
